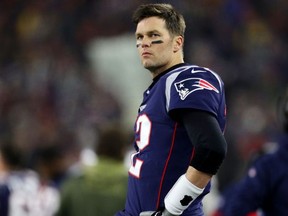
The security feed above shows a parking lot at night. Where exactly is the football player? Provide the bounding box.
[218,88,288,216]
[115,3,227,216]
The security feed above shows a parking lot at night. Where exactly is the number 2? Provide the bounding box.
[129,114,151,178]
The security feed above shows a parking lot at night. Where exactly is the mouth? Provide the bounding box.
[141,51,152,57]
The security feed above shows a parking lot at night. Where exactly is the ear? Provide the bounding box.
[173,36,184,53]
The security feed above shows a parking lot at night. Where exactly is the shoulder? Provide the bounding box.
[163,64,225,103]
[250,147,287,176]
[164,64,224,90]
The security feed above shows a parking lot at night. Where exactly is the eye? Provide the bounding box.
[151,33,160,38]
[136,35,143,40]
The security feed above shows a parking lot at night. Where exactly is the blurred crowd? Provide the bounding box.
[0,0,287,215]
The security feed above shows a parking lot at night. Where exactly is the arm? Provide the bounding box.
[181,109,227,187]
[185,166,211,190]
[165,109,227,215]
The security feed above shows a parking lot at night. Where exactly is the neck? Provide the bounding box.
[150,57,184,79]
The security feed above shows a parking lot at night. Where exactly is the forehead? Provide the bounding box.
[135,16,168,34]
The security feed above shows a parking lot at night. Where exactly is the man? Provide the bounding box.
[56,124,129,216]
[115,3,227,216]
[0,141,60,216]
[218,88,288,216]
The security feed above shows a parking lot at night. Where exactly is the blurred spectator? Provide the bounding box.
[0,139,60,216]
[28,131,80,189]
[56,124,130,216]
[214,87,288,216]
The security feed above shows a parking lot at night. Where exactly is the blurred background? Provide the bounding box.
[0,0,287,215]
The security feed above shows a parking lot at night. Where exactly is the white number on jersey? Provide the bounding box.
[129,114,151,178]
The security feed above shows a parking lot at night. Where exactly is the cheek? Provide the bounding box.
[157,45,173,59]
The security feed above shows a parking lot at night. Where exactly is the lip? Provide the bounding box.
[141,51,152,57]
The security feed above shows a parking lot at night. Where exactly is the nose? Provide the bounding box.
[142,39,151,47]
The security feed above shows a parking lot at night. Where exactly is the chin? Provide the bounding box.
[143,61,156,70]
[142,63,150,69]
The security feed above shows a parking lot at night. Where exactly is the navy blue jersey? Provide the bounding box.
[221,134,288,216]
[116,63,226,216]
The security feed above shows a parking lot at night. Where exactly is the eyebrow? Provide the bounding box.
[135,30,162,37]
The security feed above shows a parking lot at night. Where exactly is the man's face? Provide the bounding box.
[135,17,179,75]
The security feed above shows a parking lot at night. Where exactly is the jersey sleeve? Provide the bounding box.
[167,67,224,117]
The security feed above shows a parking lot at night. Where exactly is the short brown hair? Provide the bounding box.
[96,125,129,161]
[132,3,186,37]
